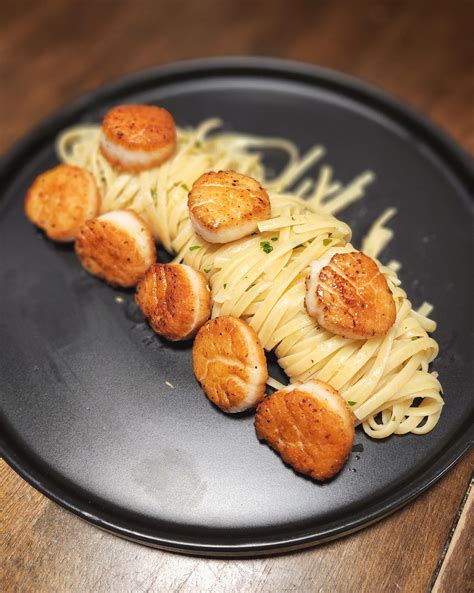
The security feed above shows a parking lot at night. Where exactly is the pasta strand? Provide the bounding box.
[56,120,443,438]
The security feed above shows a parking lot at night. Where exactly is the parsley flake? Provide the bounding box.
[204,267,212,273]
[223,283,227,289]
[181,183,189,192]
[260,241,273,254]
[323,238,332,246]
[271,237,278,242]
[150,188,158,199]
[189,245,201,251]
[348,400,357,406]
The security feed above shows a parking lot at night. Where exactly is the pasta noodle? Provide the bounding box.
[56,119,444,438]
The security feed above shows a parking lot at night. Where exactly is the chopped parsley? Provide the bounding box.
[100,175,106,183]
[348,401,357,406]
[271,236,278,242]
[189,245,201,251]
[181,183,190,192]
[260,241,273,254]
[323,238,332,246]
[150,188,158,199]
[204,267,212,273]
[223,283,227,289]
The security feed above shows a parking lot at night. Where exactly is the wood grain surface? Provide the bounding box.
[1,1,473,592]
[432,482,473,593]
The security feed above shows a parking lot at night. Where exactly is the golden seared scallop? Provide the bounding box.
[255,380,355,481]
[24,164,99,242]
[192,316,268,413]
[188,170,271,243]
[99,104,176,172]
[75,210,156,287]
[305,251,396,340]
[135,263,211,341]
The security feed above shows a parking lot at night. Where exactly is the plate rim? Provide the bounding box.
[1,56,473,556]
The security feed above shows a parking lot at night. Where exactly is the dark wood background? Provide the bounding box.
[1,1,473,592]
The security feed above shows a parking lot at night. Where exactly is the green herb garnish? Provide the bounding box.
[223,283,227,289]
[348,401,357,406]
[260,241,273,254]
[271,236,278,242]
[189,245,201,251]
[150,188,158,199]
[323,238,332,246]
[204,267,212,273]
[181,183,190,192]
[100,175,106,183]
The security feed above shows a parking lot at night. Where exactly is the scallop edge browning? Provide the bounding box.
[24,163,99,242]
[135,263,211,341]
[192,315,269,413]
[255,380,355,481]
[99,104,177,172]
[75,209,156,287]
[188,170,271,244]
[305,250,396,340]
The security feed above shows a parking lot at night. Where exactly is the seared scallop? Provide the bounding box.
[192,316,268,413]
[99,104,176,172]
[255,380,355,481]
[75,210,156,287]
[188,170,271,243]
[135,263,211,341]
[305,251,396,340]
[24,164,99,242]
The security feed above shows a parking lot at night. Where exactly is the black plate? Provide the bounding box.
[1,58,473,556]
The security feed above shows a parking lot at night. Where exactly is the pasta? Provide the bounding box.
[56,119,444,438]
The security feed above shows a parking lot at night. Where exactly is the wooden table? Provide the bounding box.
[1,1,473,591]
